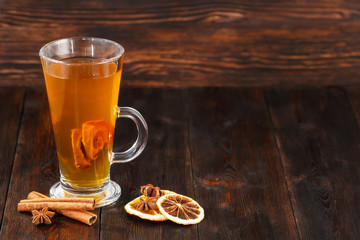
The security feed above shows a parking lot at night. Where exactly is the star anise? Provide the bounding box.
[131,197,158,211]
[140,184,163,197]
[31,207,55,225]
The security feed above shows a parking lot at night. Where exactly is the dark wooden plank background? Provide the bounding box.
[187,88,298,239]
[1,0,360,239]
[0,88,24,227]
[0,87,359,239]
[2,0,360,87]
[266,88,360,239]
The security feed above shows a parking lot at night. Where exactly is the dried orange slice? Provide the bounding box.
[157,193,204,225]
[71,129,91,170]
[124,190,175,221]
[161,190,175,195]
[81,120,114,160]
[124,195,167,221]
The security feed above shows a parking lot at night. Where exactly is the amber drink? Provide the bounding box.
[40,38,148,207]
[45,57,122,188]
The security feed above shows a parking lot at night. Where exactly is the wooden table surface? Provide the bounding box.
[1,87,360,239]
[1,0,360,240]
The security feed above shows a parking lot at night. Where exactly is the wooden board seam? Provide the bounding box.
[263,90,301,240]
[185,89,200,240]
[0,89,26,232]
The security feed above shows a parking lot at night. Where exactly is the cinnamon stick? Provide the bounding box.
[21,197,95,204]
[26,191,97,225]
[18,202,95,211]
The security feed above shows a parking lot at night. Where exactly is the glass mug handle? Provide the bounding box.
[112,106,148,163]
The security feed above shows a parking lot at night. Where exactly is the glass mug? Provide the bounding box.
[39,37,148,207]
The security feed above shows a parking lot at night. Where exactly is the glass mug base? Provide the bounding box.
[50,179,121,208]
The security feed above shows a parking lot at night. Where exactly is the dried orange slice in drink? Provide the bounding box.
[71,129,91,170]
[156,193,204,225]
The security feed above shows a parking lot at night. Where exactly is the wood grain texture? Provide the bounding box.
[187,88,298,239]
[346,86,360,123]
[1,86,360,239]
[100,88,197,240]
[266,87,360,239]
[0,89,100,239]
[0,88,24,228]
[2,0,360,87]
